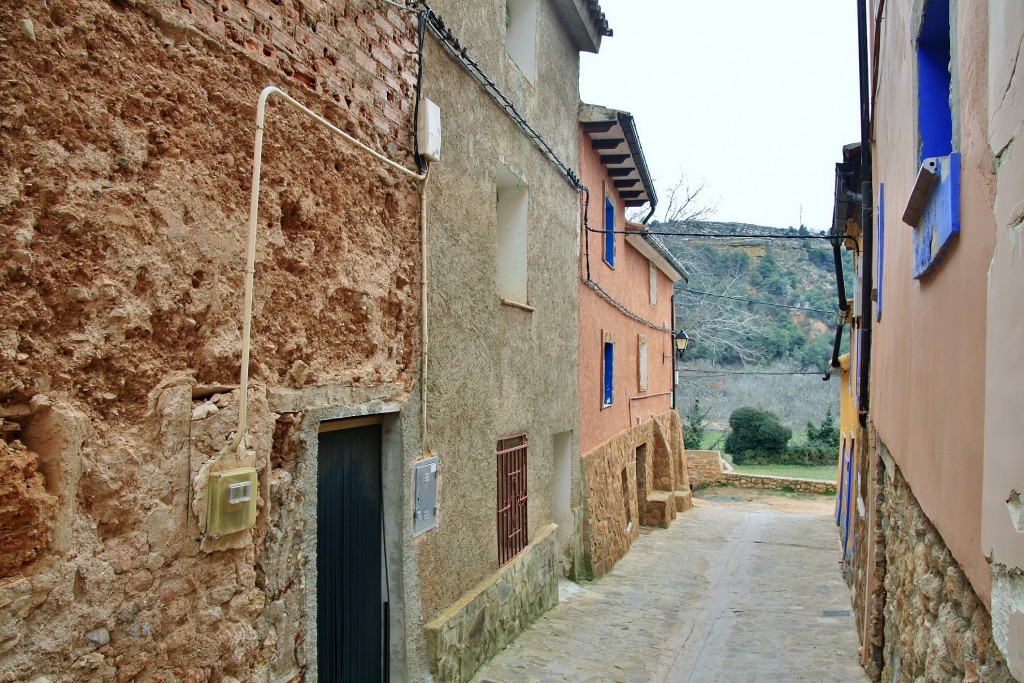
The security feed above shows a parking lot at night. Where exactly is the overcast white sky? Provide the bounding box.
[580,0,861,230]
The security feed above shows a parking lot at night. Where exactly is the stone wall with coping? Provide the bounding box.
[718,472,836,495]
[424,524,558,683]
[876,453,1013,682]
[686,450,724,488]
[581,410,690,579]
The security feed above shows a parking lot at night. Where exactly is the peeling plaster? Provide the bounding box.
[1007,490,1024,533]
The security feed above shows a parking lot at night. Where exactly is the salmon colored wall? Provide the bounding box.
[578,129,676,456]
[869,0,996,604]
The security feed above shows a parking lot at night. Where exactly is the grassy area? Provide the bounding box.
[729,463,837,482]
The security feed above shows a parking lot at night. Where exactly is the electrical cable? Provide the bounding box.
[680,370,828,376]
[411,9,428,174]
[418,2,583,190]
[677,286,835,315]
[588,226,843,240]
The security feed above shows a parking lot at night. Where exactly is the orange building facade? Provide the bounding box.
[576,104,691,578]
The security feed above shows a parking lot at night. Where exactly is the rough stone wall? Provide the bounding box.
[878,457,1012,682]
[718,472,836,495]
[849,431,885,680]
[425,524,559,683]
[0,0,420,679]
[686,450,724,488]
[581,410,687,579]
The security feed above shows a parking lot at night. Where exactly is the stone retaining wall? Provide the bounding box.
[424,525,558,683]
[719,472,836,495]
[581,411,690,579]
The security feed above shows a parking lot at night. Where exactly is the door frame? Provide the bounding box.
[297,403,407,683]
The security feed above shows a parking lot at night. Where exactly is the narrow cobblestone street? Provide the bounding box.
[474,488,869,683]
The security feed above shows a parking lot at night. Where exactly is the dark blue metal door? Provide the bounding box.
[317,423,384,682]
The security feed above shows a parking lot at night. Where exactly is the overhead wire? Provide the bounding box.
[676,286,835,315]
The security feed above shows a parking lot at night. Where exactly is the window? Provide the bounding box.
[603,335,614,407]
[603,197,615,267]
[497,435,528,565]
[496,164,529,303]
[504,0,538,82]
[638,334,648,392]
[649,262,658,305]
[911,1,960,278]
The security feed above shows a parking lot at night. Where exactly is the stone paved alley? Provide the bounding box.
[474,488,869,683]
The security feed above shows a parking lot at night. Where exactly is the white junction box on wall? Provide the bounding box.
[418,98,441,162]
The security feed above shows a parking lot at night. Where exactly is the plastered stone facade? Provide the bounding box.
[411,1,590,675]
[581,410,689,579]
[877,455,1012,683]
[424,525,559,683]
[0,0,421,679]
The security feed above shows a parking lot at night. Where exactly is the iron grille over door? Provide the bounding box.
[497,435,528,566]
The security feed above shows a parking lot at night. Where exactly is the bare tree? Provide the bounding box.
[673,247,768,367]
[627,172,719,224]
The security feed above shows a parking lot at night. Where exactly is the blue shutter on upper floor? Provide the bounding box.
[604,198,615,266]
[603,341,614,406]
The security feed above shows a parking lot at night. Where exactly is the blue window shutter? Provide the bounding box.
[604,198,615,266]
[603,342,614,406]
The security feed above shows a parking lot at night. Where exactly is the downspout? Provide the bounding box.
[856,0,874,427]
[825,237,851,378]
[231,86,427,453]
[670,289,677,410]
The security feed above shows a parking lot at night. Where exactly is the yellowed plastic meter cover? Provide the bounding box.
[206,467,258,537]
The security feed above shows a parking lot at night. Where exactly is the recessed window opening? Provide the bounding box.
[603,339,614,407]
[638,334,649,392]
[649,262,658,305]
[496,164,529,303]
[917,1,952,162]
[504,0,538,82]
[603,197,616,267]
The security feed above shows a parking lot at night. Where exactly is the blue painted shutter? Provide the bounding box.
[604,198,615,266]
[603,342,614,406]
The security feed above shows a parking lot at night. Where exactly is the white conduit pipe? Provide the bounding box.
[231,85,428,452]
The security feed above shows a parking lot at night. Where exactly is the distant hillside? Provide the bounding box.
[655,220,854,370]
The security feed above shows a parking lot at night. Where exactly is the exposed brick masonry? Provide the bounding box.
[175,0,418,146]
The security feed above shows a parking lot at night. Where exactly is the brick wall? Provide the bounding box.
[173,0,418,148]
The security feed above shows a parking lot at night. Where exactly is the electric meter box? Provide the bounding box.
[417,99,442,162]
[206,467,258,538]
[413,457,438,537]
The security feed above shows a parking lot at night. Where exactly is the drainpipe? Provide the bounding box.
[825,237,851,378]
[856,0,874,427]
[670,289,677,410]
[231,86,426,453]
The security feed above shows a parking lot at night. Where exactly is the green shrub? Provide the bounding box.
[732,445,838,466]
[806,407,840,449]
[725,407,791,456]
[682,398,709,449]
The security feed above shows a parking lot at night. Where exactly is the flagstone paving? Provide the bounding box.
[473,487,869,683]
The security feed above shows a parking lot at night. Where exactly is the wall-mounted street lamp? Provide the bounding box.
[674,331,690,359]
